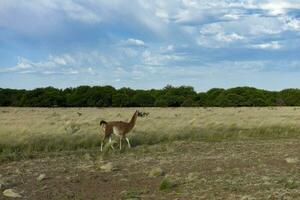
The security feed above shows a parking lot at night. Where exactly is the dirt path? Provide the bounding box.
[1,139,300,200]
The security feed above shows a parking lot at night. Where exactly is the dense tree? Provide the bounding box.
[112,93,130,107]
[1,85,300,107]
[19,87,64,107]
[181,98,197,107]
[205,88,225,106]
[154,97,168,107]
[280,89,300,106]
[132,92,155,107]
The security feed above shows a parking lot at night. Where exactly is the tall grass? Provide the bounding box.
[0,133,101,161]
[130,125,300,145]
[1,125,300,162]
[1,107,300,161]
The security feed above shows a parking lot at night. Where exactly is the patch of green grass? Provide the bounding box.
[278,178,299,189]
[159,178,177,191]
[285,180,299,189]
[121,189,149,200]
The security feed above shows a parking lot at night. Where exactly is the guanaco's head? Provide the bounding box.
[136,110,149,117]
[136,110,143,117]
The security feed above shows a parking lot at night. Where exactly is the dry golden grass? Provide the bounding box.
[1,107,300,161]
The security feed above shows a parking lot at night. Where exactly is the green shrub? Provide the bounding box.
[159,178,177,191]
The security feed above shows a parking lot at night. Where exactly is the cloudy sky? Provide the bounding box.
[0,0,300,91]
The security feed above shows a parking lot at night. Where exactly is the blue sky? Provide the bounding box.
[0,0,300,91]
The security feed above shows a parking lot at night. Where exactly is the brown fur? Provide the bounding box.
[100,111,139,151]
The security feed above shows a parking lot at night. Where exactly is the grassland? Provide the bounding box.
[1,107,300,199]
[1,107,300,161]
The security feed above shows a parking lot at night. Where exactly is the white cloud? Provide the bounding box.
[251,41,282,49]
[13,58,33,70]
[259,1,300,16]
[286,18,300,30]
[1,55,77,74]
[280,16,300,31]
[87,67,96,75]
[0,51,118,75]
[48,54,76,66]
[181,0,199,8]
[68,69,79,74]
[173,9,228,25]
[155,9,170,23]
[260,2,290,15]
[142,50,184,66]
[166,45,174,51]
[204,60,267,74]
[216,32,244,42]
[120,38,146,47]
[59,1,102,24]
[120,48,139,58]
[160,44,175,52]
[221,14,241,20]
[1,0,299,48]
[0,0,102,36]
[197,30,245,48]
[199,23,223,34]
[230,15,283,35]
[1,0,300,90]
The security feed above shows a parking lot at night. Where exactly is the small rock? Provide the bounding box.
[15,169,22,175]
[285,157,299,164]
[187,172,199,182]
[100,162,117,172]
[148,167,165,177]
[268,190,291,200]
[262,176,270,181]
[200,178,207,183]
[83,153,92,160]
[0,177,7,190]
[37,174,47,181]
[215,167,223,172]
[41,185,48,190]
[241,195,255,200]
[3,189,22,198]
[0,180,4,190]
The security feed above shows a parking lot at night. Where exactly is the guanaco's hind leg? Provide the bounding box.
[109,137,115,150]
[101,135,114,151]
[119,137,122,150]
[126,137,131,148]
[100,136,107,152]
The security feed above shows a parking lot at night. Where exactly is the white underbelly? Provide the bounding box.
[113,127,122,136]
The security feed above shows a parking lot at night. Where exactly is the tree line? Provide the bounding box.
[1,85,300,107]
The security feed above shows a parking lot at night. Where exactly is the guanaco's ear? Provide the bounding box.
[136,110,143,117]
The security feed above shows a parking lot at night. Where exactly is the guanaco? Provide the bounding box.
[100,110,141,151]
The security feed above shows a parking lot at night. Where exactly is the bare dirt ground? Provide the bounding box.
[1,139,300,200]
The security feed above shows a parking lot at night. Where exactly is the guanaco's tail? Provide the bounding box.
[100,120,107,126]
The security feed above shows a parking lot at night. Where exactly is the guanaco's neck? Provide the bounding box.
[128,112,138,130]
